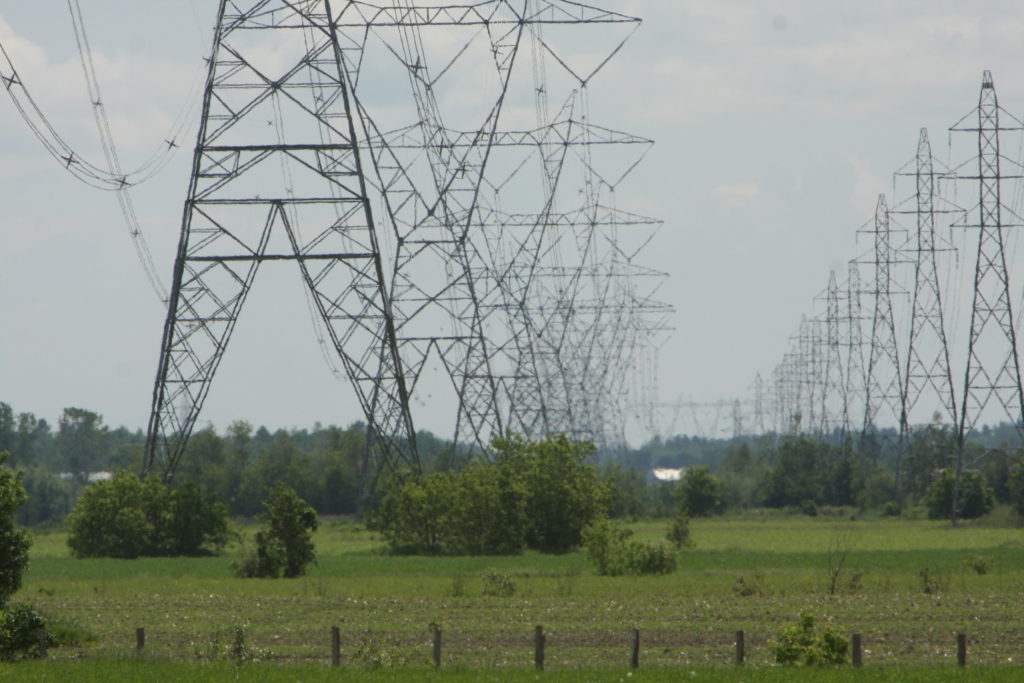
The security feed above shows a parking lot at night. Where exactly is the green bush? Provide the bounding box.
[371,464,527,555]
[480,568,517,597]
[492,434,607,554]
[666,509,692,550]
[925,469,995,521]
[0,452,30,609]
[0,603,54,661]
[771,614,848,666]
[583,517,677,576]
[234,484,317,578]
[676,466,725,516]
[623,539,677,575]
[370,434,606,556]
[66,472,230,558]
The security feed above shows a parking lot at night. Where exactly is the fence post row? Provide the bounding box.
[123,624,978,669]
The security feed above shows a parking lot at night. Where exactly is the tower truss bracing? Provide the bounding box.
[144,0,668,478]
[949,71,1024,446]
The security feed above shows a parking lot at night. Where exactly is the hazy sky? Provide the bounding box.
[2,1,1024,440]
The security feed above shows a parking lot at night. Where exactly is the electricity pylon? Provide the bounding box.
[145,0,419,479]
[859,195,907,460]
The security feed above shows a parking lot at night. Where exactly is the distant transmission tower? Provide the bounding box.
[859,195,907,459]
[819,270,846,439]
[843,261,867,436]
[895,129,958,432]
[889,128,958,499]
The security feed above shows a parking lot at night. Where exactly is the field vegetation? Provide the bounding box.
[4,512,1024,679]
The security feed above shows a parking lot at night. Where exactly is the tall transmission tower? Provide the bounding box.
[895,128,958,435]
[145,0,422,479]
[843,261,867,437]
[950,71,1024,445]
[751,372,767,435]
[859,195,907,459]
[819,270,846,439]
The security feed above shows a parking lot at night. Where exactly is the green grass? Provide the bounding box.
[9,514,1024,674]
[5,661,1024,682]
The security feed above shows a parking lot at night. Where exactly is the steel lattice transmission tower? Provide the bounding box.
[843,261,867,437]
[896,128,958,432]
[818,270,846,439]
[950,71,1024,447]
[859,195,907,458]
[887,127,959,500]
[145,0,420,479]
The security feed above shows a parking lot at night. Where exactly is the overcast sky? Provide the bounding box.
[2,1,1024,440]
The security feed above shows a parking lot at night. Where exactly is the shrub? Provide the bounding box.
[675,466,725,516]
[925,470,995,521]
[233,532,287,579]
[66,472,230,558]
[965,555,992,576]
[370,434,606,556]
[582,517,631,576]
[583,517,677,576]
[0,452,30,609]
[371,464,527,556]
[492,434,607,554]
[771,614,848,666]
[480,568,517,597]
[234,484,317,578]
[733,572,764,597]
[918,565,945,594]
[623,540,677,575]
[0,603,54,661]
[666,509,692,550]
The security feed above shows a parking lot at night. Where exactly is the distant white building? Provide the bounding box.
[58,471,114,483]
[651,467,685,482]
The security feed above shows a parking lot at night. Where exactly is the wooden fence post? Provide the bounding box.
[957,632,966,668]
[331,625,341,667]
[136,626,145,652]
[38,628,47,658]
[534,625,545,671]
[432,625,442,668]
[851,633,862,667]
[630,628,640,669]
[734,630,744,666]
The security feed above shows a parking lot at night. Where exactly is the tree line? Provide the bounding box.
[2,400,1023,527]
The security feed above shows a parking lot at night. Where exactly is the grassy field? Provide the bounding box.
[4,512,1024,679]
